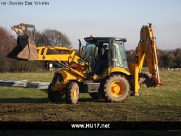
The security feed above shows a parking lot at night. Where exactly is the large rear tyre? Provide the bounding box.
[65,82,79,104]
[48,83,64,102]
[89,92,102,99]
[103,74,130,102]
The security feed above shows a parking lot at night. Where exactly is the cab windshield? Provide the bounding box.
[109,40,128,68]
[82,39,128,73]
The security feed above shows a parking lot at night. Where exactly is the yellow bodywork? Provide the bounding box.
[101,67,130,78]
[50,67,88,91]
[51,68,86,91]
[128,24,161,95]
[36,46,75,61]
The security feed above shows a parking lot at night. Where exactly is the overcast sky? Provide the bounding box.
[0,0,180,50]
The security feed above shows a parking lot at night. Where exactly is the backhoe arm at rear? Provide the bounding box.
[128,23,162,96]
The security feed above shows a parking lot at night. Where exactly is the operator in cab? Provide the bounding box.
[93,44,109,79]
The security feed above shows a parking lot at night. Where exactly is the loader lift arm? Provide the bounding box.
[7,23,89,79]
[128,23,161,96]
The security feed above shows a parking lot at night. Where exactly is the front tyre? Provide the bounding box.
[48,83,64,102]
[65,82,79,104]
[103,74,130,102]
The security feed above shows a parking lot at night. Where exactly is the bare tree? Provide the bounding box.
[0,27,16,52]
[35,29,72,47]
[0,28,16,53]
[0,26,16,72]
[34,31,45,46]
[0,26,73,72]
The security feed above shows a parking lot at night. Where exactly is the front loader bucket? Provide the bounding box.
[7,35,38,61]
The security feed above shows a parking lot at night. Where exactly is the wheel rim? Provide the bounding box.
[110,81,124,97]
[73,88,77,99]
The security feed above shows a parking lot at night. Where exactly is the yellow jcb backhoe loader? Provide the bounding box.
[7,23,161,104]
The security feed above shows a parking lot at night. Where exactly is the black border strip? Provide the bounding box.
[1,121,181,130]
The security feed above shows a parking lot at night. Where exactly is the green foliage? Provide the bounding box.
[161,54,174,68]
[0,55,46,72]
[174,48,181,67]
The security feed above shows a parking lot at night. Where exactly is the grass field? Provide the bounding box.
[0,71,54,82]
[0,70,181,121]
[0,70,181,134]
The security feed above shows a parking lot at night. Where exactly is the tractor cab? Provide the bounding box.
[82,37,128,75]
